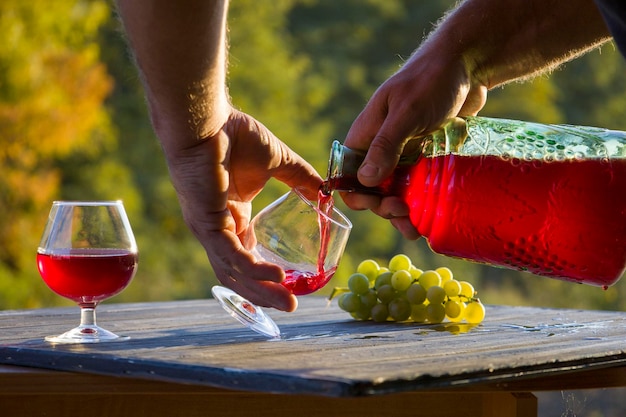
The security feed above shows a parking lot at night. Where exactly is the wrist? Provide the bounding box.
[149,95,232,151]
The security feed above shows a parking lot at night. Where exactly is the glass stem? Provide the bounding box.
[80,307,97,329]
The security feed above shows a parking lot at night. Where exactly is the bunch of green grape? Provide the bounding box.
[333,254,486,324]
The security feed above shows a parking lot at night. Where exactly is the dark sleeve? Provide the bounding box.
[594,0,626,57]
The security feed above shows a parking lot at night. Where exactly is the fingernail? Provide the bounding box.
[359,163,379,179]
[281,295,298,312]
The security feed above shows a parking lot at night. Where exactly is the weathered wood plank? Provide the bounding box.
[0,366,538,417]
[0,387,536,417]
[0,298,625,397]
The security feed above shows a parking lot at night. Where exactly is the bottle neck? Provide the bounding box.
[322,117,467,195]
[324,140,376,194]
[324,139,422,196]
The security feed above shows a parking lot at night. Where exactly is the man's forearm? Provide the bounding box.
[418,0,611,88]
[116,0,230,149]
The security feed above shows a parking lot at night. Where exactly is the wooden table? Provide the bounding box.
[1,298,626,417]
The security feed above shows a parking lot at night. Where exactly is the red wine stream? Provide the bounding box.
[281,190,336,295]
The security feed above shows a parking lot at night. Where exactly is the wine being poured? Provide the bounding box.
[324,116,626,288]
[212,187,351,338]
[281,189,337,295]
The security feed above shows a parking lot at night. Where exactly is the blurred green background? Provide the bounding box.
[1,0,625,314]
[2,1,626,415]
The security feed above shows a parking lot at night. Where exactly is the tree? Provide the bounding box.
[0,0,115,307]
[1,0,624,312]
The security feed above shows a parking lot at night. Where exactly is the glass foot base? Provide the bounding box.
[45,325,130,344]
[212,286,280,339]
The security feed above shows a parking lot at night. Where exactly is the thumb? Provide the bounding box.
[357,120,407,188]
[274,145,323,199]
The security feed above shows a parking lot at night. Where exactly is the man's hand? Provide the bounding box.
[167,109,322,312]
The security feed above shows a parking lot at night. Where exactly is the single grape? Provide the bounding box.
[436,266,453,283]
[426,285,446,305]
[411,304,428,322]
[360,289,378,309]
[357,259,380,283]
[337,293,349,311]
[459,281,476,299]
[388,254,412,272]
[388,298,412,322]
[370,303,389,322]
[409,265,424,280]
[419,270,442,290]
[443,279,462,297]
[352,305,372,321]
[374,271,393,290]
[451,305,467,323]
[378,266,390,274]
[426,303,446,324]
[406,283,427,304]
[348,273,371,295]
[391,269,412,291]
[338,293,361,312]
[376,284,397,303]
[444,299,465,322]
[465,301,486,323]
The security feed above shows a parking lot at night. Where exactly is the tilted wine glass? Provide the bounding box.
[212,187,352,338]
[37,201,138,343]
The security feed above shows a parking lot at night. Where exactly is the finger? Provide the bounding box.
[344,107,384,151]
[218,273,298,312]
[339,191,382,211]
[205,230,298,311]
[355,108,420,187]
[272,145,323,199]
[227,200,251,236]
[390,217,421,240]
[458,84,488,116]
[372,196,410,219]
[205,229,282,283]
[356,136,403,187]
[371,197,420,239]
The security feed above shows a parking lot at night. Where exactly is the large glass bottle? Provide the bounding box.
[325,116,626,287]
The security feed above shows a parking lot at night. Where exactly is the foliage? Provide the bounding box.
[0,0,114,307]
[0,0,625,313]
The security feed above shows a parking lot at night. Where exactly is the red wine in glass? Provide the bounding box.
[37,201,138,343]
[282,266,338,296]
[37,248,138,307]
[212,187,351,338]
[280,189,338,296]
